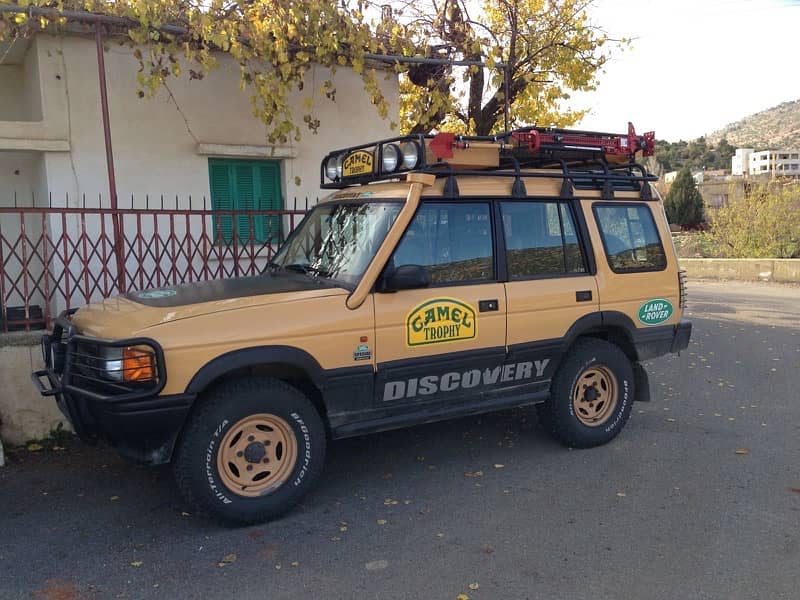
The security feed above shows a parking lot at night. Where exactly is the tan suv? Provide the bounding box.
[33,125,691,525]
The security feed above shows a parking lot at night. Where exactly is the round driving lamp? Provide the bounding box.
[325,155,339,180]
[400,141,421,170]
[381,144,401,172]
[335,154,344,178]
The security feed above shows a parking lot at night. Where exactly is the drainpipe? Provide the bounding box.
[95,25,127,294]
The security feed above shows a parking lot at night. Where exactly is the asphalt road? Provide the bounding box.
[1,280,799,600]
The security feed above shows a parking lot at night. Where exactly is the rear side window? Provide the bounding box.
[392,202,493,284]
[500,201,587,278]
[593,204,666,272]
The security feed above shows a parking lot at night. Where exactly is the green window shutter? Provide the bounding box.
[209,160,233,244]
[257,162,282,243]
[208,158,282,245]
[233,163,256,243]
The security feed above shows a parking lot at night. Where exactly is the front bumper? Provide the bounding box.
[31,310,195,465]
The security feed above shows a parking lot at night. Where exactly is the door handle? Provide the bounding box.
[479,299,499,312]
[576,290,593,302]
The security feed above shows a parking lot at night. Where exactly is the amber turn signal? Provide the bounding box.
[123,347,155,382]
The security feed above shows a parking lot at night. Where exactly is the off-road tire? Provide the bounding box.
[173,376,326,526]
[537,338,634,448]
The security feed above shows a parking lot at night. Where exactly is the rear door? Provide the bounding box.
[500,200,600,385]
[586,201,682,338]
[373,200,507,407]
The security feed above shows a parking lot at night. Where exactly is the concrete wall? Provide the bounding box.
[0,335,71,446]
[680,258,800,283]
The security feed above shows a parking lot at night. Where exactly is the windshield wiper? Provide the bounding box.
[283,263,313,274]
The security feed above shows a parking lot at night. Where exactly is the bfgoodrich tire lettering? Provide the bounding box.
[538,338,634,448]
[173,376,325,525]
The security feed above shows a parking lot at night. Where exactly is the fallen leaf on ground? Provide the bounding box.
[456,594,470,600]
[291,561,300,567]
[218,554,237,567]
[789,487,800,495]
[27,443,43,452]
[130,561,143,567]
[109,496,119,501]
[493,464,505,469]
[616,492,626,497]
[383,498,399,506]
[365,559,388,571]
[464,470,483,478]
[376,519,387,526]
[735,448,750,455]
[469,582,480,590]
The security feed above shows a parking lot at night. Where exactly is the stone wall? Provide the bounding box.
[679,259,800,283]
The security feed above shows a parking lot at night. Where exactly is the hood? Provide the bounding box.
[72,272,348,339]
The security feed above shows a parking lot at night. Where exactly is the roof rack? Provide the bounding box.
[320,123,657,199]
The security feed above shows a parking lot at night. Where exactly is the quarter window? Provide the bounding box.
[391,202,493,284]
[594,204,666,272]
[500,201,587,278]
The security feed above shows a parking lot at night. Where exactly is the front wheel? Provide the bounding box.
[173,376,326,525]
[537,338,634,448]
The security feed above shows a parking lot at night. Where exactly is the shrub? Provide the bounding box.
[706,182,800,258]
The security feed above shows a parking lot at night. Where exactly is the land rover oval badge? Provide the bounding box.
[137,288,177,299]
[638,299,673,326]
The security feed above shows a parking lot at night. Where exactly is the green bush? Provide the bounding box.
[707,183,800,258]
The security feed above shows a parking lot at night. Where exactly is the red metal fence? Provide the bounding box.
[0,196,309,332]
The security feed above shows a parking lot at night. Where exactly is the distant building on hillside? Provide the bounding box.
[732,148,800,177]
[748,150,800,177]
[731,148,753,176]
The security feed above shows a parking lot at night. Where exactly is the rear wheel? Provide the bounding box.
[538,338,634,448]
[173,376,325,525]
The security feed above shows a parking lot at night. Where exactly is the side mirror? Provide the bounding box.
[377,264,430,292]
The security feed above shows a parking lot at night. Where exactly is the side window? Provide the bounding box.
[392,202,493,284]
[500,201,587,278]
[594,204,667,272]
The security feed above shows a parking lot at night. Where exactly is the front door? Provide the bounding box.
[373,201,508,407]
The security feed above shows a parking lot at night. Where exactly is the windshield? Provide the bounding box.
[272,201,402,286]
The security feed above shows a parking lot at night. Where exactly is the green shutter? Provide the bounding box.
[257,162,282,243]
[209,160,233,244]
[208,159,282,245]
[233,163,256,243]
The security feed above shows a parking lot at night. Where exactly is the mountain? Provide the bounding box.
[706,99,800,150]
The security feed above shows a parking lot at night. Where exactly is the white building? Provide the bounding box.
[0,32,399,208]
[746,149,800,177]
[731,148,753,176]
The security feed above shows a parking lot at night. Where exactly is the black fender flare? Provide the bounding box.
[561,311,639,361]
[185,345,326,395]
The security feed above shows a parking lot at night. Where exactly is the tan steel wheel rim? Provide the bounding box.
[572,365,618,427]
[217,414,298,498]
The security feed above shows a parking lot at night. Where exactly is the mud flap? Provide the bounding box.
[633,362,651,402]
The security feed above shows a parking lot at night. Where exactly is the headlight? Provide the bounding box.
[335,154,344,178]
[97,346,155,382]
[98,346,123,381]
[325,155,339,180]
[381,144,400,172]
[401,141,420,170]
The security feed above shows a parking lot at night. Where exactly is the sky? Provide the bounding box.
[570,0,800,142]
